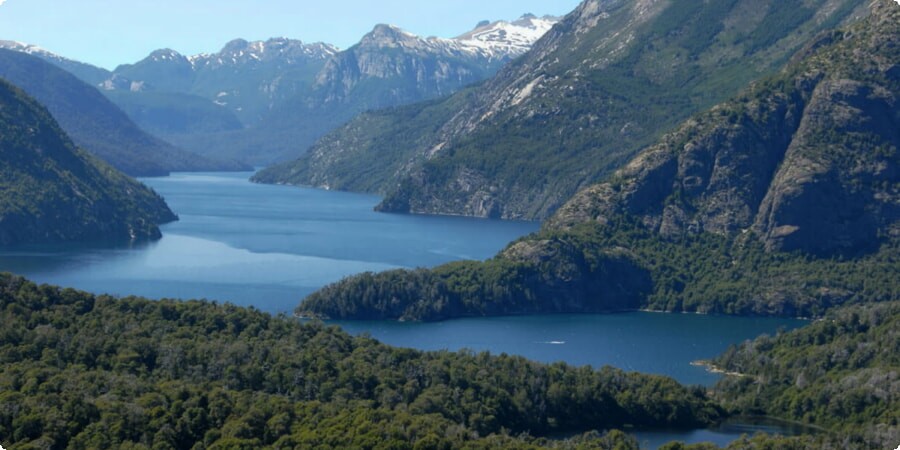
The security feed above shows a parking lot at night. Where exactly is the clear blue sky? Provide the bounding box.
[0,0,582,70]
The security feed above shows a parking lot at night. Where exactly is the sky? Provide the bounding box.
[0,0,582,70]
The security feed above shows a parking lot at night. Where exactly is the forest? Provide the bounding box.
[0,273,722,449]
[299,220,898,321]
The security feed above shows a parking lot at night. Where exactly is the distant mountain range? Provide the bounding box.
[0,49,248,176]
[0,78,176,245]
[2,15,558,165]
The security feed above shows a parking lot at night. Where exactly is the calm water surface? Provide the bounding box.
[0,172,538,312]
[0,172,810,448]
[334,312,804,386]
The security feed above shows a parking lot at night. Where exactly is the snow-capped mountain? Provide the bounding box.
[0,14,559,165]
[188,38,338,69]
[108,39,339,124]
[312,15,559,103]
[0,40,111,85]
[455,14,559,58]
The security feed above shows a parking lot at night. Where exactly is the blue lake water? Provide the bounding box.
[0,172,538,312]
[334,312,804,387]
[0,171,811,448]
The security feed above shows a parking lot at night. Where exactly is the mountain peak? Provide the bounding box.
[147,48,186,63]
[221,38,250,53]
[363,24,418,44]
[454,14,559,57]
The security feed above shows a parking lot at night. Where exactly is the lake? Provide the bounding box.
[0,171,809,448]
[0,171,538,312]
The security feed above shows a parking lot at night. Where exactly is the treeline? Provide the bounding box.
[0,274,722,449]
[299,218,898,321]
[711,301,899,449]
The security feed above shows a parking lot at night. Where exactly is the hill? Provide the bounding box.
[711,301,899,449]
[0,79,176,245]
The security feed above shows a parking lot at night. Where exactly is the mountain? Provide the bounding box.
[456,14,559,57]
[103,90,245,136]
[257,0,869,220]
[295,0,897,322]
[0,78,176,245]
[307,15,559,111]
[548,1,899,257]
[0,40,111,85]
[97,16,557,165]
[0,49,249,176]
[108,38,338,125]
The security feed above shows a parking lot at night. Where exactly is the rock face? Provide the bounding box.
[0,79,177,245]
[260,0,869,220]
[108,39,338,125]
[550,3,899,256]
[0,49,246,176]
[309,16,558,111]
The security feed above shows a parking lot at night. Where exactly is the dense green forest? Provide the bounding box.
[0,78,176,245]
[0,274,725,449]
[299,220,898,321]
[3,275,894,449]
[711,301,899,450]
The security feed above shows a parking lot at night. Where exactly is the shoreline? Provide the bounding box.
[690,360,752,379]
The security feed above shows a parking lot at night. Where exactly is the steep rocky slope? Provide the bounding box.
[297,0,898,321]
[0,79,176,245]
[549,3,899,256]
[0,49,247,176]
[260,0,868,220]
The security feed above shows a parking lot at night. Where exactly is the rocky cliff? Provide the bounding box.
[550,4,899,256]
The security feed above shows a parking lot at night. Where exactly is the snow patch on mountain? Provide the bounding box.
[354,14,559,63]
[456,14,559,57]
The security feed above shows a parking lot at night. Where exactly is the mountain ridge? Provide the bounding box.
[257,0,870,220]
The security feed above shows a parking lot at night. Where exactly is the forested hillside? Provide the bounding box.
[0,79,176,245]
[0,274,721,449]
[712,301,899,449]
